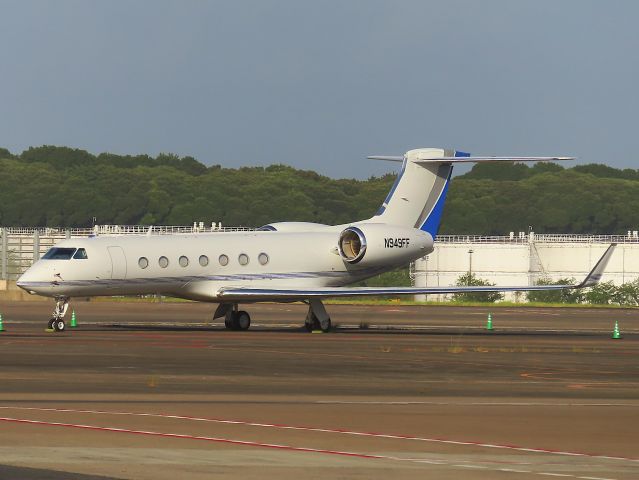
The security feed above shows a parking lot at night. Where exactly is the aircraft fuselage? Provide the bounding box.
[17,226,434,302]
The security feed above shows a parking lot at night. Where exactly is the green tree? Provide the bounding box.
[527,278,582,303]
[349,267,411,301]
[359,267,411,287]
[584,281,617,305]
[573,164,639,181]
[5,144,639,234]
[0,147,13,159]
[612,279,639,306]
[460,162,532,181]
[452,273,503,303]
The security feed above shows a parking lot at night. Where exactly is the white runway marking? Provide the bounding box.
[577,477,619,480]
[455,464,488,469]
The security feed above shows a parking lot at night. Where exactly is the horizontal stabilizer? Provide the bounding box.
[368,155,574,164]
[414,156,574,164]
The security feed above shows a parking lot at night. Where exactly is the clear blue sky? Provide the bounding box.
[1,1,637,178]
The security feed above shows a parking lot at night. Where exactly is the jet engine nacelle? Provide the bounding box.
[338,223,433,267]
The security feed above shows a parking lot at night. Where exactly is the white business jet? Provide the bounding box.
[17,148,615,332]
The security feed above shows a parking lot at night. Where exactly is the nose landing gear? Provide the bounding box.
[47,297,69,332]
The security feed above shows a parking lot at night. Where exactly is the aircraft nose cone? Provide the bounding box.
[16,266,45,294]
[16,271,32,291]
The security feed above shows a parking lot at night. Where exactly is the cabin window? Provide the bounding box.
[73,248,88,259]
[199,255,209,267]
[179,255,189,267]
[238,253,249,266]
[42,247,76,260]
[219,254,229,266]
[138,257,149,269]
[158,256,169,268]
[258,253,269,265]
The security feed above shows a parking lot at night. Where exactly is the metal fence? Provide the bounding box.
[437,232,639,244]
[1,225,636,281]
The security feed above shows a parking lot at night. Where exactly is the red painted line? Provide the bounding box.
[0,416,398,462]
[1,406,637,463]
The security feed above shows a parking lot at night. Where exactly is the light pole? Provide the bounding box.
[468,249,474,285]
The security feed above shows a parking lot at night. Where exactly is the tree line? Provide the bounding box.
[453,273,639,306]
[2,145,639,234]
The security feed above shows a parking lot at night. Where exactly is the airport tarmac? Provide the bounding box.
[0,300,637,479]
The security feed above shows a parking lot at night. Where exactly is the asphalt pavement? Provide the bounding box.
[0,300,637,479]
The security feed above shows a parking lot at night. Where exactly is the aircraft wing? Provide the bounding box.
[218,244,616,301]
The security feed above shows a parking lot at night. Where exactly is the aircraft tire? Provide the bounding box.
[236,311,251,331]
[320,318,331,333]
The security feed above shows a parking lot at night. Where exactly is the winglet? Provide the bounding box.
[575,244,616,288]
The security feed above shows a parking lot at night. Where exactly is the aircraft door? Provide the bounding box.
[107,246,128,279]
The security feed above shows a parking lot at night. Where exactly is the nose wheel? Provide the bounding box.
[47,297,69,333]
[48,318,66,332]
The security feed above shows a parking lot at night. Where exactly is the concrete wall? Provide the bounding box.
[414,236,638,302]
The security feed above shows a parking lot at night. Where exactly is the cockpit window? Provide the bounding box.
[42,247,77,260]
[73,248,88,259]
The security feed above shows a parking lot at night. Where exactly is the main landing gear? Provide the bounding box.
[225,310,251,331]
[213,299,332,333]
[304,299,331,333]
[214,303,251,331]
[47,297,69,332]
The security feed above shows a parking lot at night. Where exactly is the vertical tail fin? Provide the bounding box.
[369,148,461,238]
[368,148,571,238]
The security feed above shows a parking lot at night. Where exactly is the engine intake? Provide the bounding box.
[338,227,367,264]
[337,223,434,268]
